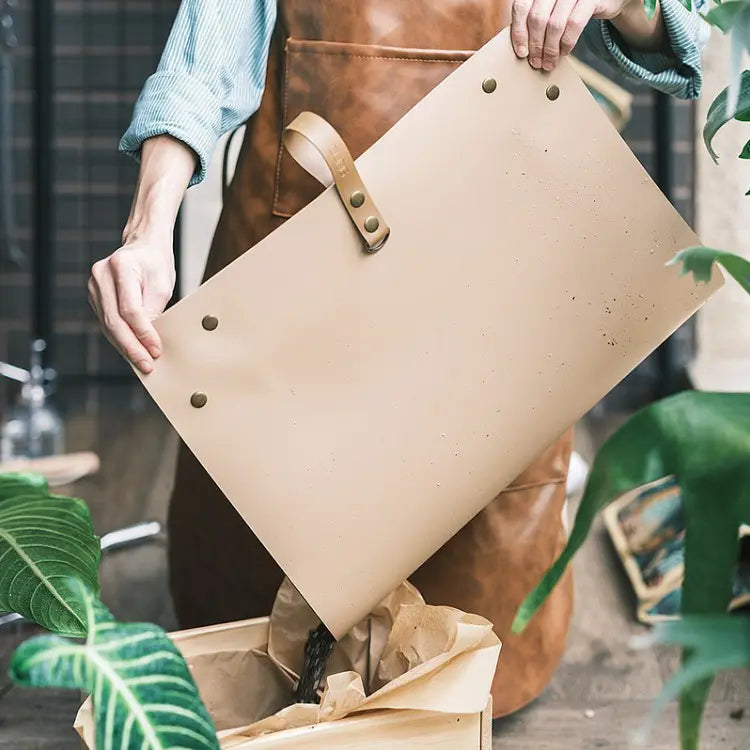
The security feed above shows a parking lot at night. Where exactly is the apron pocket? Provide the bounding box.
[273,38,472,218]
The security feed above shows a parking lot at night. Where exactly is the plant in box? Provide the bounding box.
[1,473,500,750]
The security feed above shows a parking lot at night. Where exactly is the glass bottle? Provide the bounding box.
[0,339,64,461]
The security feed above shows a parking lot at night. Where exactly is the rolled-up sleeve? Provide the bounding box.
[581,0,708,99]
[120,0,276,185]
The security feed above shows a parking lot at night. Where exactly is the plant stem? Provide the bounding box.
[294,623,336,704]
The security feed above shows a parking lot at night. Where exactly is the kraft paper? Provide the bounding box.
[74,580,501,746]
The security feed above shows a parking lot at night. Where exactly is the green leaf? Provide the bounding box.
[703,70,750,161]
[512,391,750,747]
[635,616,750,747]
[703,0,746,31]
[10,581,219,750]
[740,139,750,158]
[0,492,100,636]
[514,391,750,629]
[727,9,750,111]
[669,246,750,295]
[0,472,48,503]
[651,616,750,700]
[679,681,712,750]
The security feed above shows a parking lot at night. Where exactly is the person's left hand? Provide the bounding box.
[510,0,637,71]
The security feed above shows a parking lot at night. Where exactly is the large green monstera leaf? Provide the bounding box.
[0,473,100,636]
[10,581,219,750]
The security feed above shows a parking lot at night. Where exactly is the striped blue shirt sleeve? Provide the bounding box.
[121,0,706,186]
[119,0,276,186]
[581,0,708,99]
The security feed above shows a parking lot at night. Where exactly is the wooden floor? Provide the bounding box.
[0,385,747,749]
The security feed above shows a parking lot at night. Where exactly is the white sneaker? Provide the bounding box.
[566,451,589,497]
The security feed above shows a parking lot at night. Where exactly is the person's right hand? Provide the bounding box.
[88,233,175,375]
[89,133,195,374]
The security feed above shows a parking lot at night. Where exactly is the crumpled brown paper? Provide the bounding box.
[75,579,501,747]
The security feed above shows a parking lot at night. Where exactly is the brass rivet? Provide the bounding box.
[364,216,380,233]
[350,190,365,208]
[190,392,208,409]
[482,77,497,94]
[201,315,219,331]
[546,85,560,101]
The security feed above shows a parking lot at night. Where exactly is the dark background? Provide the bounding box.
[0,0,696,407]
[0,0,178,396]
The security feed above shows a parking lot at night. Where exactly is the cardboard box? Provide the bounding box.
[76,604,497,749]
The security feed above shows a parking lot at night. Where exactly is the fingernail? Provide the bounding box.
[517,45,528,58]
[530,57,541,69]
[138,360,153,374]
[542,60,554,71]
[148,345,160,358]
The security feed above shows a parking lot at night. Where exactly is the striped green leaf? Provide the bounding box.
[0,477,100,636]
[0,472,49,503]
[10,581,219,750]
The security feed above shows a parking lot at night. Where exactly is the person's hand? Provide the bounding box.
[89,133,195,374]
[88,233,175,374]
[510,0,650,71]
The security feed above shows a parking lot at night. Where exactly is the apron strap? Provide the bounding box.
[283,112,390,253]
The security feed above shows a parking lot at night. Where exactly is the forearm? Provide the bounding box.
[611,0,670,53]
[123,134,195,246]
[580,0,704,100]
[120,0,276,186]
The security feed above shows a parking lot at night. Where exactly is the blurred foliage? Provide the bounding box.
[515,5,750,746]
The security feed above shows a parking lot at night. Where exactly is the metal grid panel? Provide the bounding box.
[0,0,178,393]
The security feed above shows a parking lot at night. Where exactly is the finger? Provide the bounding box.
[92,265,154,373]
[543,0,578,70]
[511,0,533,57]
[560,0,595,56]
[110,256,163,358]
[87,277,100,318]
[141,275,175,356]
[527,0,558,69]
[89,279,130,360]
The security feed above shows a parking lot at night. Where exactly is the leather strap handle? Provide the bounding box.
[282,112,390,253]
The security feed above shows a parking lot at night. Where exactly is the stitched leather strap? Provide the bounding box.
[282,112,390,253]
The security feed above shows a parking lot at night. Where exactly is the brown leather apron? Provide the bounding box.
[168,0,574,717]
